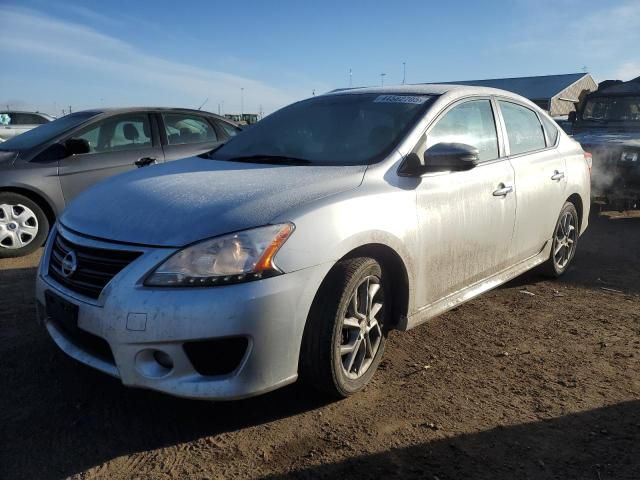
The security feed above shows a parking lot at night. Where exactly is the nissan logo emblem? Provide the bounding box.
[61,251,78,278]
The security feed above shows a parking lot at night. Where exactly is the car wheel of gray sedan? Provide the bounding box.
[0,192,49,258]
[542,202,579,277]
[300,257,388,398]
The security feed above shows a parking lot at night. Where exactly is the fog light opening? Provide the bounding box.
[153,350,174,370]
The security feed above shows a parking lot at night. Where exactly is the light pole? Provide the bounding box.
[240,88,244,117]
[380,73,386,87]
[349,68,352,87]
[402,62,406,84]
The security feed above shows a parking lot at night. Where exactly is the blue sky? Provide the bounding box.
[1,0,639,116]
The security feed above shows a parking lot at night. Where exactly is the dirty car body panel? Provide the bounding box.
[36,85,590,400]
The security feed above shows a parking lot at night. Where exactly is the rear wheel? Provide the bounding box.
[0,192,49,258]
[300,257,388,398]
[542,202,579,277]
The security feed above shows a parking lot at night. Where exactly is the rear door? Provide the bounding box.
[58,112,164,202]
[497,99,567,262]
[159,112,226,161]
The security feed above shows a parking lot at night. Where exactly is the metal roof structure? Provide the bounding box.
[427,73,598,116]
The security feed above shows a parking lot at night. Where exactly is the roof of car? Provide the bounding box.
[325,83,527,99]
[72,107,238,124]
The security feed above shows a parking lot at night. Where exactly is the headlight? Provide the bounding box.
[620,151,638,162]
[145,223,294,287]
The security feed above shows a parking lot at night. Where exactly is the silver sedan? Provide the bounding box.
[36,85,591,400]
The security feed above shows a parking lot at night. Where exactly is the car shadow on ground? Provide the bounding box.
[1,330,333,479]
[264,400,640,479]
[502,211,640,295]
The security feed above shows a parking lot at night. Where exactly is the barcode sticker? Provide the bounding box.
[374,95,429,104]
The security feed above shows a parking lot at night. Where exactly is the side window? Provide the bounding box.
[162,113,218,145]
[218,121,241,138]
[540,115,559,147]
[498,101,546,155]
[426,99,499,162]
[73,114,152,154]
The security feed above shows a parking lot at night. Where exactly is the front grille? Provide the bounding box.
[48,233,142,299]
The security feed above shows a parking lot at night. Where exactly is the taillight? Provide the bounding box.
[584,151,592,175]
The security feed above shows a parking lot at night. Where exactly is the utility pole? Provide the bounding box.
[259,104,263,119]
[380,73,386,87]
[240,87,244,116]
[402,62,406,84]
[69,105,72,114]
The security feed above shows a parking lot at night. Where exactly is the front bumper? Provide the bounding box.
[36,225,332,400]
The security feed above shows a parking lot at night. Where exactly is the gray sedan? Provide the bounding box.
[36,85,591,400]
[0,108,241,257]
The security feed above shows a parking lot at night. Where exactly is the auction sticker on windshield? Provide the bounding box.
[374,95,429,104]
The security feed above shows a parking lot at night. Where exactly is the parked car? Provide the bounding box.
[0,111,55,141]
[571,76,640,209]
[36,85,591,400]
[0,107,241,257]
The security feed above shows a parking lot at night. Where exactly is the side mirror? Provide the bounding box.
[65,138,90,156]
[398,142,480,177]
[32,142,70,163]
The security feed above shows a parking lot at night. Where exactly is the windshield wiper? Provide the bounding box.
[224,155,312,165]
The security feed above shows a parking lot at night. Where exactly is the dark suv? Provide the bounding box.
[0,107,241,257]
[572,76,640,210]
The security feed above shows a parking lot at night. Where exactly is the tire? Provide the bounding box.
[300,257,388,398]
[541,202,579,277]
[0,192,49,258]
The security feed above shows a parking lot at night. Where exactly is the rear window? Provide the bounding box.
[540,115,559,146]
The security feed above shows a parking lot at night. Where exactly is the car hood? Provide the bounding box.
[60,157,366,247]
[573,129,640,148]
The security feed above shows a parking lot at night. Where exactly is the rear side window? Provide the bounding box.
[427,99,499,162]
[540,115,559,146]
[218,121,241,138]
[9,113,48,125]
[162,113,218,145]
[498,101,546,155]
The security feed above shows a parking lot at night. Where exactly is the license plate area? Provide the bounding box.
[45,290,79,333]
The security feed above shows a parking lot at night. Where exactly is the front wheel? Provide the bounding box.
[542,202,579,277]
[0,192,49,258]
[300,257,388,398]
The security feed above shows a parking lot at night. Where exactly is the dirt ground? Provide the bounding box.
[1,210,639,480]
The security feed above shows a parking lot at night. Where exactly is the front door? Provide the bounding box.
[58,113,164,203]
[414,98,517,308]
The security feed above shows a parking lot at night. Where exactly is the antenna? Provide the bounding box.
[197,97,209,110]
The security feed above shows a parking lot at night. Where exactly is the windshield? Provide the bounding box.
[0,111,99,151]
[212,93,434,165]
[582,96,640,123]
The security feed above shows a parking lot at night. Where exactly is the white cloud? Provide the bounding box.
[613,62,640,81]
[0,6,322,114]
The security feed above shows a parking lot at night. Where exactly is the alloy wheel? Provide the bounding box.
[339,275,384,379]
[553,210,577,270]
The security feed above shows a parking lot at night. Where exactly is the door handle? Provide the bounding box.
[493,184,513,197]
[135,157,156,167]
[551,170,565,181]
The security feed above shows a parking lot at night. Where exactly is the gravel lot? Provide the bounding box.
[1,211,639,480]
